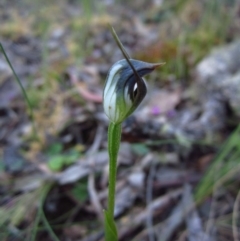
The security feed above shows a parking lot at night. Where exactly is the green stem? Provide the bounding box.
[40,184,60,241]
[0,42,37,138]
[107,122,122,217]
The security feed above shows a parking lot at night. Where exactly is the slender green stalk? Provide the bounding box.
[30,184,60,241]
[0,42,37,138]
[104,122,121,241]
[107,122,122,217]
[41,208,60,241]
[40,184,60,241]
[30,205,41,241]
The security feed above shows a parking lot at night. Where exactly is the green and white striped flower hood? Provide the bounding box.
[103,59,160,124]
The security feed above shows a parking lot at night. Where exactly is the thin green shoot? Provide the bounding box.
[195,124,240,203]
[0,42,37,138]
[34,183,60,241]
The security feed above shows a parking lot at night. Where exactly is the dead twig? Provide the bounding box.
[184,184,213,241]
[146,163,156,241]
[86,124,104,221]
[232,189,240,241]
[205,164,240,240]
[68,68,102,103]
[118,188,182,240]
[88,172,103,221]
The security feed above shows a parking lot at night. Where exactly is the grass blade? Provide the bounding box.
[0,42,37,137]
[195,124,240,203]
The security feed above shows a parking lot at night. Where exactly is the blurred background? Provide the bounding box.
[0,0,240,240]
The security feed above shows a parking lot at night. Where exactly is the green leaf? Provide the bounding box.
[46,143,63,155]
[104,210,118,241]
[65,151,80,164]
[131,143,150,156]
[71,181,88,203]
[47,150,80,171]
[48,156,65,171]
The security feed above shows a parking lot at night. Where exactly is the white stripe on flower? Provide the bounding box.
[103,63,122,122]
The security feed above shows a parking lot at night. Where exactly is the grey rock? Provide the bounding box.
[221,71,240,117]
[127,171,145,188]
[196,40,240,89]
[196,40,240,117]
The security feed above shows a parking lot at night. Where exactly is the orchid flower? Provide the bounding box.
[103,26,163,241]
